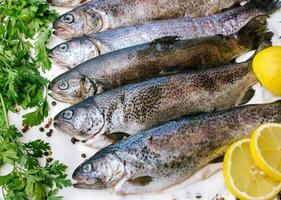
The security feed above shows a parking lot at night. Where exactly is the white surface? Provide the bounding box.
[3,7,281,200]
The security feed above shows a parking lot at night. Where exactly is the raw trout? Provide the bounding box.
[49,17,270,104]
[53,0,243,38]
[49,0,280,67]
[72,100,281,194]
[53,61,257,148]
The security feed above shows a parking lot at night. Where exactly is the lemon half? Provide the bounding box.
[253,46,281,96]
[223,139,281,200]
[250,123,281,181]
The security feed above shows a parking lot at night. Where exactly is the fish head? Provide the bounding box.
[73,152,125,189]
[48,37,99,68]
[47,0,84,7]
[49,69,97,104]
[53,8,103,38]
[53,100,105,141]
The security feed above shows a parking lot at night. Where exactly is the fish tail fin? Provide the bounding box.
[237,16,273,50]
[247,0,281,13]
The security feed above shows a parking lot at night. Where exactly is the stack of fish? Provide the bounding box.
[48,0,281,194]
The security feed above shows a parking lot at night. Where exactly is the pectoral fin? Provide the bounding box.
[114,175,155,195]
[237,87,255,106]
[128,176,153,186]
[85,132,130,149]
[210,155,224,163]
[152,36,180,45]
[105,132,131,143]
[160,67,193,76]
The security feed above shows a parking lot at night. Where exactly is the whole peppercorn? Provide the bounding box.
[71,138,79,144]
[47,157,53,163]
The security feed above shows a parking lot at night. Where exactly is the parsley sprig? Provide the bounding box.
[0,0,72,199]
[0,0,56,125]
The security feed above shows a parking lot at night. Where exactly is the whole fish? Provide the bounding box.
[53,61,257,149]
[53,0,243,38]
[49,0,280,67]
[72,100,281,194]
[49,17,269,104]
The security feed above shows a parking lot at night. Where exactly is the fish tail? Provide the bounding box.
[247,0,281,13]
[237,16,273,50]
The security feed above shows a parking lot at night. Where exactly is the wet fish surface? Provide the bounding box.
[72,100,281,194]
[53,0,244,38]
[49,17,270,104]
[49,0,280,67]
[53,61,257,148]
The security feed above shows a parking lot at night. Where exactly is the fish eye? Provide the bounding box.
[63,14,74,24]
[62,109,74,120]
[59,43,68,52]
[58,81,68,90]
[82,163,92,173]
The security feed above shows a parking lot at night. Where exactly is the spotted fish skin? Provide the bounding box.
[84,2,275,53]
[73,100,281,194]
[49,16,270,104]
[49,0,281,67]
[53,0,243,38]
[53,61,257,147]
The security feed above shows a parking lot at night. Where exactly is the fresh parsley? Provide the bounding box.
[0,0,72,199]
[0,0,56,125]
[0,123,72,200]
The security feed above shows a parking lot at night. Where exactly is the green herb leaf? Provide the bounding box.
[0,1,71,199]
[34,28,53,71]
[22,99,49,126]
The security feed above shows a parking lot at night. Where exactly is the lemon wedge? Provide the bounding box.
[253,46,281,96]
[223,138,281,200]
[250,123,281,181]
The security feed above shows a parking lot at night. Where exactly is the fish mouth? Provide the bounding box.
[53,118,74,133]
[50,0,86,7]
[73,183,98,189]
[73,180,107,190]
[53,23,80,39]
[48,51,65,67]
[54,123,83,140]
[53,116,83,139]
[53,118,90,140]
[48,0,76,7]
[73,173,107,189]
[48,91,80,104]
[49,55,73,69]
[48,52,54,59]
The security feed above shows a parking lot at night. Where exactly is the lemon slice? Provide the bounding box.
[250,123,281,182]
[253,46,281,96]
[223,138,281,200]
